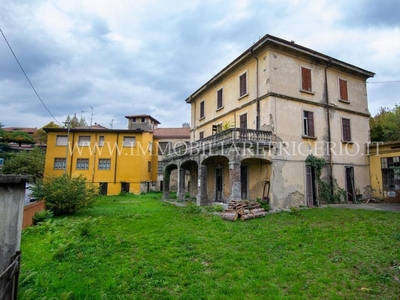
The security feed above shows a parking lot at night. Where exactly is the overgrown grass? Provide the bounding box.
[20,193,400,299]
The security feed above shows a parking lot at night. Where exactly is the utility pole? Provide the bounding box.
[63,121,71,174]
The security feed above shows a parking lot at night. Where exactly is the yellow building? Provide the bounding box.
[368,141,400,203]
[163,34,375,209]
[44,122,158,195]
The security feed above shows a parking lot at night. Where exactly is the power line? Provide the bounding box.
[367,80,400,84]
[0,28,61,125]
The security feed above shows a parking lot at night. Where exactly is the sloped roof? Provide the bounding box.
[125,114,161,124]
[75,124,108,130]
[153,127,190,139]
[3,127,37,134]
[186,34,375,103]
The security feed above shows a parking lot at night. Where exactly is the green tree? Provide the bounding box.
[65,113,87,128]
[33,122,61,144]
[31,174,98,215]
[370,105,400,142]
[5,130,35,146]
[1,147,45,180]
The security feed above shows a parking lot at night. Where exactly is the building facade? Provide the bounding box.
[163,34,374,209]
[369,141,400,203]
[44,126,158,195]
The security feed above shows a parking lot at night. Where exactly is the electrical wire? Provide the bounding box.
[0,28,61,125]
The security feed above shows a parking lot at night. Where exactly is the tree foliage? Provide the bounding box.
[0,129,34,145]
[31,174,98,216]
[1,147,45,180]
[34,122,61,144]
[65,113,87,128]
[370,105,400,142]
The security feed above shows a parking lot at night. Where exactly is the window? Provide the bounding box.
[217,88,223,109]
[301,67,312,92]
[99,136,105,146]
[342,118,351,142]
[54,158,66,170]
[199,131,204,139]
[158,160,166,174]
[339,78,348,101]
[78,136,91,147]
[303,111,315,137]
[158,142,171,154]
[200,100,205,119]
[121,182,130,193]
[141,117,145,122]
[381,157,400,195]
[98,158,111,170]
[76,158,89,170]
[56,135,68,146]
[148,161,152,172]
[240,113,247,129]
[123,136,136,147]
[239,72,247,97]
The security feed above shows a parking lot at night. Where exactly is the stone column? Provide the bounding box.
[228,159,241,201]
[189,165,198,199]
[177,167,186,201]
[196,165,208,206]
[162,168,171,200]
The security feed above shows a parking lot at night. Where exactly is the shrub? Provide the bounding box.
[31,174,98,216]
[32,209,53,225]
[183,201,202,214]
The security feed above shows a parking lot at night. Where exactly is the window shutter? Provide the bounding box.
[339,79,348,101]
[342,118,351,141]
[240,114,247,129]
[217,89,223,109]
[301,67,312,91]
[308,112,315,137]
[200,101,205,118]
[239,73,247,96]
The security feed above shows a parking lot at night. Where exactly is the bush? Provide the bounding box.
[183,201,202,214]
[32,209,53,225]
[31,174,98,216]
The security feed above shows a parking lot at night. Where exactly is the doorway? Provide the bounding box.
[305,165,316,206]
[100,182,108,195]
[345,166,355,202]
[215,167,223,202]
[241,165,248,199]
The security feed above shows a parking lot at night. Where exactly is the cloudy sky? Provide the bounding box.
[1,0,399,129]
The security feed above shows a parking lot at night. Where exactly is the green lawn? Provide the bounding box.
[20,193,400,299]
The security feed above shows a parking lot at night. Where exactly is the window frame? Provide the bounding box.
[56,135,68,146]
[78,136,91,147]
[338,78,349,102]
[239,113,247,130]
[123,136,136,147]
[303,110,315,138]
[54,158,66,170]
[98,136,105,147]
[200,100,205,119]
[76,158,89,170]
[216,88,223,110]
[300,66,313,93]
[342,118,352,142]
[239,71,248,98]
[199,131,204,140]
[98,158,111,170]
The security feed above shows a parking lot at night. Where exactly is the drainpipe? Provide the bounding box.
[250,49,260,130]
[325,58,334,193]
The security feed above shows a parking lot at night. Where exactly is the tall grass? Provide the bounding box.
[20,193,400,299]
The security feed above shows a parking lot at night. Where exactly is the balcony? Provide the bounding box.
[163,128,273,158]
